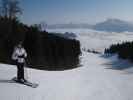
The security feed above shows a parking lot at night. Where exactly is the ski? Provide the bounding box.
[12,77,38,88]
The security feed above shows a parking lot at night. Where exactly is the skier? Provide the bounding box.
[12,41,27,83]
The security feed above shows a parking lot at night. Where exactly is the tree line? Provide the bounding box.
[104,41,133,61]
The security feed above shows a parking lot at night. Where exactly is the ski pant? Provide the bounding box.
[17,63,24,80]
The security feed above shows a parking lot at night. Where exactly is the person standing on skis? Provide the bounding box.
[12,41,27,82]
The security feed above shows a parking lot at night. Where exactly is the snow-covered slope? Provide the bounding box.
[0,51,133,100]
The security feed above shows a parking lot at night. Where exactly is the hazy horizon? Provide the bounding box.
[20,0,133,25]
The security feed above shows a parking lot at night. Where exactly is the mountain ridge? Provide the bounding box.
[46,18,133,32]
[93,18,133,32]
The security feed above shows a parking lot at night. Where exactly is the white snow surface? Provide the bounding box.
[0,51,133,100]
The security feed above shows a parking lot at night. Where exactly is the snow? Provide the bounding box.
[1,29,133,100]
[0,51,133,100]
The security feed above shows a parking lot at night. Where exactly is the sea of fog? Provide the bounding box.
[47,29,133,53]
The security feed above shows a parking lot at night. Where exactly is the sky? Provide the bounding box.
[20,0,133,25]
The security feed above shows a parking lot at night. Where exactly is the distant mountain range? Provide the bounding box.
[93,19,133,32]
[47,19,133,32]
[47,23,92,29]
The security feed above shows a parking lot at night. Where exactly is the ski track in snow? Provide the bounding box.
[0,51,133,100]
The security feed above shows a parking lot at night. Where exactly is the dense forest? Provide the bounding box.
[104,42,133,61]
[0,17,81,70]
[0,0,81,70]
